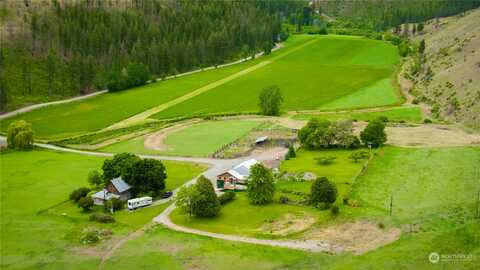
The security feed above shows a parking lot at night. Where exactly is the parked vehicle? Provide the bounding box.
[127,196,152,210]
[162,191,173,199]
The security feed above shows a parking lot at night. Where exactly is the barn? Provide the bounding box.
[216,159,258,191]
[91,177,132,205]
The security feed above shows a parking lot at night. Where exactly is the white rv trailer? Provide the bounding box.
[127,196,153,210]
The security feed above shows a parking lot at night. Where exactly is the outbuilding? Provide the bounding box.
[216,159,258,191]
[91,177,132,205]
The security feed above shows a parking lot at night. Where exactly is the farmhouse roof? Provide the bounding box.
[111,177,131,193]
[230,159,258,180]
[91,189,120,200]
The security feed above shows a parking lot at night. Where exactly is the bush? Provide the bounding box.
[331,205,340,215]
[70,187,91,202]
[316,202,331,210]
[219,191,236,205]
[316,156,336,165]
[78,196,94,212]
[423,118,432,123]
[90,213,115,223]
[81,230,100,244]
[6,120,34,150]
[105,197,123,211]
[279,195,290,204]
[310,177,337,205]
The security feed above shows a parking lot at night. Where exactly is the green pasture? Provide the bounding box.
[103,223,479,270]
[279,148,366,200]
[0,150,205,269]
[171,193,323,238]
[102,120,262,157]
[350,146,480,223]
[291,106,423,123]
[153,35,400,119]
[0,35,314,139]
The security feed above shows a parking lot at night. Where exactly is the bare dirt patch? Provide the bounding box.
[260,213,317,236]
[306,220,401,255]
[351,122,480,147]
[144,120,201,151]
[385,124,480,147]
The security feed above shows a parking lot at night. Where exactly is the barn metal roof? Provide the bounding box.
[111,177,131,193]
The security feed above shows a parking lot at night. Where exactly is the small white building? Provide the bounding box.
[216,159,259,190]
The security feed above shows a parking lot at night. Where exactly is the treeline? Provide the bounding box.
[315,0,480,31]
[0,0,301,111]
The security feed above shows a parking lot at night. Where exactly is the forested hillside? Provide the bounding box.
[1,0,479,113]
[0,0,300,111]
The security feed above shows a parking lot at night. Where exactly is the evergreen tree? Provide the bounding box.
[310,177,337,205]
[247,164,275,205]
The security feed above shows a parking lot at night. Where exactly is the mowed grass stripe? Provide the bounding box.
[106,38,321,130]
[152,36,399,119]
[0,35,314,139]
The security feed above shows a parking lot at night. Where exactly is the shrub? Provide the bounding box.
[331,205,340,215]
[81,230,100,244]
[70,187,91,202]
[316,156,336,165]
[349,150,369,163]
[105,197,123,211]
[378,222,385,229]
[423,118,432,123]
[316,202,331,210]
[90,213,115,223]
[6,120,34,150]
[78,196,94,212]
[219,191,236,205]
[279,195,290,204]
[310,177,337,205]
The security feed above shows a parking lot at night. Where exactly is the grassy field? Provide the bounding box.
[279,148,366,200]
[350,146,480,223]
[152,35,399,119]
[102,120,263,157]
[102,223,479,270]
[171,192,323,238]
[0,35,313,139]
[0,150,205,269]
[291,106,423,123]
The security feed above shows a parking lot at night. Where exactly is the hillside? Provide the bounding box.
[408,8,480,129]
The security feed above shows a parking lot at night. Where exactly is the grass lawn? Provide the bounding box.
[0,149,205,269]
[279,148,366,200]
[291,106,423,123]
[160,120,262,157]
[102,120,263,157]
[171,192,322,238]
[152,35,399,119]
[350,146,480,223]
[0,35,314,140]
[317,78,400,110]
[103,223,479,270]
